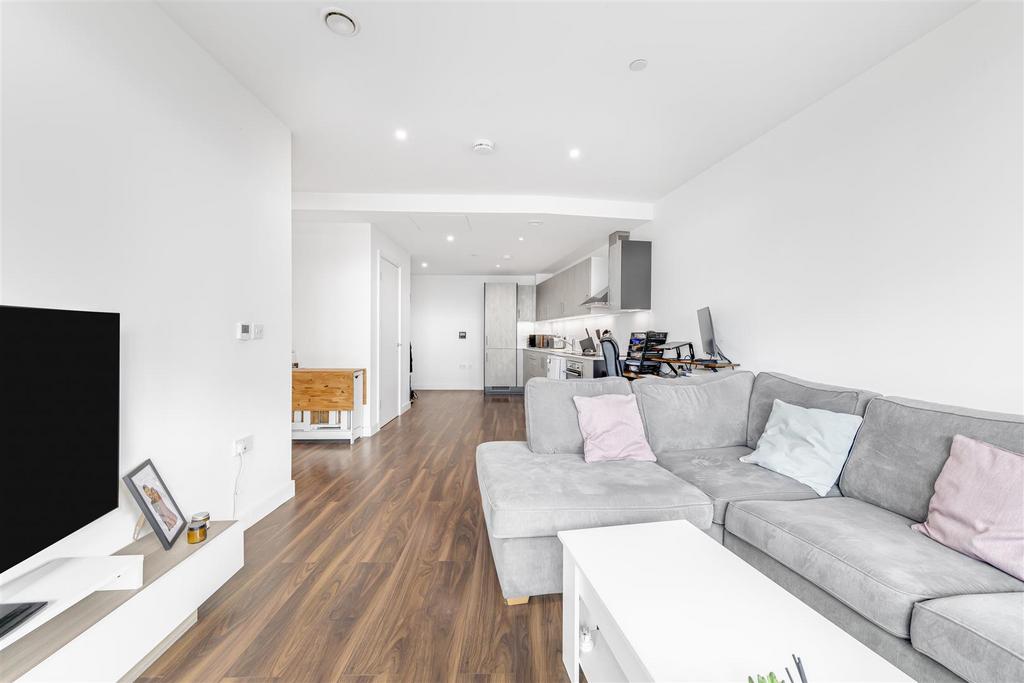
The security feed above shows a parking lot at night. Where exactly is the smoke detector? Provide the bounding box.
[473,139,495,154]
[322,8,359,36]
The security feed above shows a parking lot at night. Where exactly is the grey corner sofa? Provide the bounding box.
[475,371,1024,683]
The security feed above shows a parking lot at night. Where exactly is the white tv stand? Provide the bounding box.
[0,521,243,682]
[0,555,145,649]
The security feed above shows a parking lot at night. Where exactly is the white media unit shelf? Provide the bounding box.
[0,521,243,682]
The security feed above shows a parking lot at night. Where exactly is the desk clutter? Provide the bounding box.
[616,306,739,379]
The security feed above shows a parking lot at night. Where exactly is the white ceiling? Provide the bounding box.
[293,210,648,275]
[161,1,971,202]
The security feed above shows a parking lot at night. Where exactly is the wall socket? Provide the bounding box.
[234,434,254,457]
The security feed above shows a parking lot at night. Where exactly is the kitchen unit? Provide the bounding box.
[522,347,605,383]
[517,284,536,322]
[535,256,607,321]
[484,282,519,393]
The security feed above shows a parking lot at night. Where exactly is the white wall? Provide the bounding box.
[292,223,371,368]
[627,0,1022,413]
[292,223,411,431]
[1,1,293,582]
[411,274,535,390]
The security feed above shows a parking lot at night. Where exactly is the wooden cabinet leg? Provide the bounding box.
[505,596,529,606]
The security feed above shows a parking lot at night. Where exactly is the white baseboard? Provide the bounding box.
[239,480,295,530]
[401,401,411,413]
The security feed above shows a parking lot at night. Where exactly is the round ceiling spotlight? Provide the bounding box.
[473,139,495,154]
[629,58,648,72]
[420,261,428,268]
[445,234,455,242]
[527,219,544,227]
[568,148,581,160]
[517,236,525,241]
[394,128,408,141]
[323,8,359,36]
[502,254,511,260]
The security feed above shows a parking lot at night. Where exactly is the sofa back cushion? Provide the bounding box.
[746,372,878,448]
[633,371,754,454]
[525,377,633,454]
[840,397,1024,521]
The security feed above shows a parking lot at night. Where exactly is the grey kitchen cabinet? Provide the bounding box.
[569,259,592,317]
[608,238,652,311]
[485,348,517,387]
[484,282,517,349]
[517,284,536,322]
[524,349,548,382]
[535,258,602,320]
[484,282,519,391]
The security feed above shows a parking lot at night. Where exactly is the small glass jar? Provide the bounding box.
[187,520,207,544]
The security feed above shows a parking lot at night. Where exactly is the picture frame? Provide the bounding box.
[123,459,186,550]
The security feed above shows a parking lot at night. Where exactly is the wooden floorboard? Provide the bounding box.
[141,390,566,683]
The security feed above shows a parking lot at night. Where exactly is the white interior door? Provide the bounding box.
[379,257,401,427]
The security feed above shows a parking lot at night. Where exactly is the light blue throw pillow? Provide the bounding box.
[740,399,863,496]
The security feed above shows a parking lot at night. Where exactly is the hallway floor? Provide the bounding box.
[142,390,566,682]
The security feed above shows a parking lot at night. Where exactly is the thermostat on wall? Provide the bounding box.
[236,322,252,341]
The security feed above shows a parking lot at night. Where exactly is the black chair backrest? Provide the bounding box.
[600,337,622,377]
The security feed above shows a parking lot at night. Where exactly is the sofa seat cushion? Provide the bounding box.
[911,593,1024,683]
[476,441,712,538]
[658,446,834,524]
[726,497,1024,638]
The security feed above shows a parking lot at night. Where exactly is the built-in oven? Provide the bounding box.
[564,360,584,380]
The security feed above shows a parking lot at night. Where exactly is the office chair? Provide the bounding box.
[600,337,622,377]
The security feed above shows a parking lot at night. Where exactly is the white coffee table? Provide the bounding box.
[558,520,912,683]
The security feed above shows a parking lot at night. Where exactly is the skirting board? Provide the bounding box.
[239,480,295,530]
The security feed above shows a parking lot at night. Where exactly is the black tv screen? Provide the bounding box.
[0,305,120,573]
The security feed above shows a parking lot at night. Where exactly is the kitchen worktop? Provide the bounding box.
[521,347,601,362]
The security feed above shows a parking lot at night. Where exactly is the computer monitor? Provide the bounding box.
[697,306,717,358]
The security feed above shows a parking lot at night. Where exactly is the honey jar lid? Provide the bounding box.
[190,511,210,523]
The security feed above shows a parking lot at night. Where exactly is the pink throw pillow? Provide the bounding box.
[573,394,656,463]
[912,434,1024,580]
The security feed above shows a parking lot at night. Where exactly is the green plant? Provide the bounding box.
[747,673,784,683]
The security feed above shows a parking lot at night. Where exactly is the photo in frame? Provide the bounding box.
[123,459,185,550]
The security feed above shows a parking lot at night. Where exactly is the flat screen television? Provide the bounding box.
[0,305,120,573]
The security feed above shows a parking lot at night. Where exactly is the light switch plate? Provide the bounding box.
[252,323,265,340]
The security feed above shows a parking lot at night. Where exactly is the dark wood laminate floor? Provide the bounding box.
[141,390,565,682]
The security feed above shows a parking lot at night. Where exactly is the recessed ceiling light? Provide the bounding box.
[445,234,455,242]
[502,254,511,260]
[527,219,544,227]
[568,148,581,160]
[473,139,495,154]
[495,264,501,268]
[322,8,359,36]
[629,58,648,72]
[394,128,408,141]
[420,261,428,268]
[518,236,525,241]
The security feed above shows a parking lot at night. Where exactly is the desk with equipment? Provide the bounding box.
[614,306,739,379]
